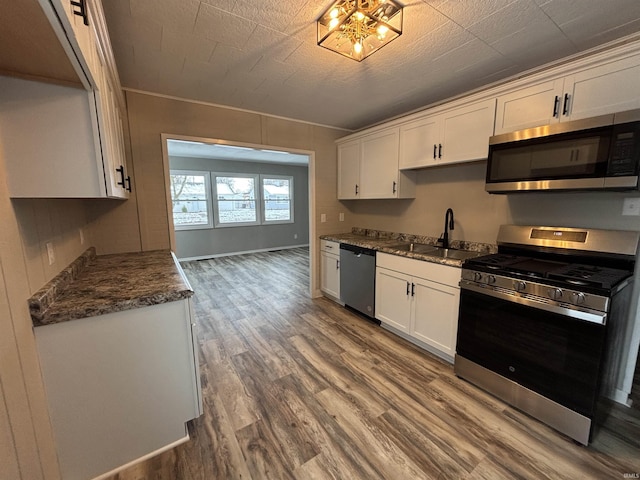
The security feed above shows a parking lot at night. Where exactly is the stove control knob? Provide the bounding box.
[515,281,526,292]
[571,292,586,305]
[486,275,496,285]
[547,288,563,300]
[473,272,483,282]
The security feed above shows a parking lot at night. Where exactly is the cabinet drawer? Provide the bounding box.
[321,240,340,254]
[376,252,461,287]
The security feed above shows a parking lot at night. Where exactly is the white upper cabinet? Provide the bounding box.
[564,53,640,121]
[399,98,496,170]
[337,140,360,199]
[336,40,640,191]
[495,52,640,135]
[360,128,401,198]
[399,99,496,169]
[0,0,130,199]
[494,79,565,135]
[397,116,440,169]
[439,99,496,165]
[337,127,415,200]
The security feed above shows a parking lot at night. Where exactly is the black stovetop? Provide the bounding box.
[465,253,633,291]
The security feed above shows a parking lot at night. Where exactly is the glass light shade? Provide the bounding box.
[317,0,403,61]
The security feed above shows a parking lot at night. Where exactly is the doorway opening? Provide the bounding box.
[160,134,317,296]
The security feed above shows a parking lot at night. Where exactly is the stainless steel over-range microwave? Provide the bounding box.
[485,109,640,193]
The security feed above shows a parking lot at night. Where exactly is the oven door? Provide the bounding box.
[456,288,607,417]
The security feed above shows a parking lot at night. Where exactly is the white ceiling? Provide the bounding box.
[102,0,640,131]
[167,139,310,165]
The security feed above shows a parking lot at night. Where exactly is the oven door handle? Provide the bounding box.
[460,282,607,325]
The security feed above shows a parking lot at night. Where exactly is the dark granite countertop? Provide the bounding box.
[29,248,194,327]
[321,228,497,268]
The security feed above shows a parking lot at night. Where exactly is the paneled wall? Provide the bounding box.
[123,91,347,289]
[0,159,87,479]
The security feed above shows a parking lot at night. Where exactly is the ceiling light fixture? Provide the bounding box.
[317,0,403,62]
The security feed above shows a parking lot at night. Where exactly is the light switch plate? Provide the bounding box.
[321,213,326,223]
[622,198,640,216]
[339,212,344,222]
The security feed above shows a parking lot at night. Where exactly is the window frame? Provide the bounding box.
[169,169,213,231]
[212,172,261,228]
[261,174,294,225]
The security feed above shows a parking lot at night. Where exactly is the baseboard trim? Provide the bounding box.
[177,244,309,262]
[92,434,190,480]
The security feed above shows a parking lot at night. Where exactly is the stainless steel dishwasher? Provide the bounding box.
[339,243,376,319]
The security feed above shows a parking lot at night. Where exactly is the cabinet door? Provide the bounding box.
[399,116,440,169]
[495,78,565,134]
[360,128,400,198]
[91,28,129,198]
[375,268,412,334]
[337,140,360,199]
[440,99,496,164]
[564,53,640,121]
[411,279,460,358]
[320,253,340,299]
[35,300,200,480]
[48,0,93,87]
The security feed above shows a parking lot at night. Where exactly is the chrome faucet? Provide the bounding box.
[441,208,454,249]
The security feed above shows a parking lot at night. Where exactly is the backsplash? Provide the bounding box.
[350,227,497,254]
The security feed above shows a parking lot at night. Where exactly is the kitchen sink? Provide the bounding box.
[388,242,440,254]
[387,243,481,260]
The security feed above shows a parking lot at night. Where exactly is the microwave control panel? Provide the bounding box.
[608,123,640,176]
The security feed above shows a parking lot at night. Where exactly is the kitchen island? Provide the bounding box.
[29,248,202,480]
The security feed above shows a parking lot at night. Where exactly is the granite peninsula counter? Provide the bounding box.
[31,247,202,480]
[28,247,194,327]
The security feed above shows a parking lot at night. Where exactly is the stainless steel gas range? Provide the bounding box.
[455,225,639,445]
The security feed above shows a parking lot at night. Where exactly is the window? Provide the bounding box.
[212,174,259,227]
[169,170,212,230]
[262,176,293,223]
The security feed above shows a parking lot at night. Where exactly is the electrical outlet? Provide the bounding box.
[622,198,640,216]
[46,242,55,265]
[294,233,298,239]
[339,212,344,222]
[321,213,327,223]
[79,227,85,245]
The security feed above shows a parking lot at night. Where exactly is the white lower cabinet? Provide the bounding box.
[35,299,202,480]
[375,253,461,362]
[320,240,341,300]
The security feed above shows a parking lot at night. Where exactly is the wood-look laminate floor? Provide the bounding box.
[108,247,640,480]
